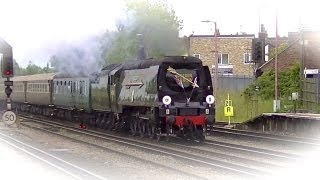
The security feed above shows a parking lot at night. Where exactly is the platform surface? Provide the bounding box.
[263,113,320,120]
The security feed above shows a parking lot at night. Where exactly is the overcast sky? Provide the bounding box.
[0,0,319,67]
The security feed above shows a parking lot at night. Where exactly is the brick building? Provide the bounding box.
[260,31,320,72]
[188,34,255,76]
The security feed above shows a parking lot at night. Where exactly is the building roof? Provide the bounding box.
[189,34,255,38]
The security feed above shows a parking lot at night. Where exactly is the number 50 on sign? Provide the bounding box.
[2,111,16,125]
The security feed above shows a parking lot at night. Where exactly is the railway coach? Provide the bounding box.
[0,73,90,119]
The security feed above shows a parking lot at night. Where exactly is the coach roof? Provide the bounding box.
[11,73,56,82]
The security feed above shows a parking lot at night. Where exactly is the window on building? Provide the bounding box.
[244,53,252,64]
[218,54,229,64]
[194,54,201,59]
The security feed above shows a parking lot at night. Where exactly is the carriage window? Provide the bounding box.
[84,81,86,95]
[60,83,64,94]
[68,81,71,92]
[79,81,83,95]
[70,81,73,93]
[73,82,76,93]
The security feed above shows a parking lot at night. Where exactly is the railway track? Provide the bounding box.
[0,131,106,180]
[19,114,275,178]
[211,126,320,147]
[20,122,207,180]
[204,139,300,161]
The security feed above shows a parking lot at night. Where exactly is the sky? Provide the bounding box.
[0,0,319,67]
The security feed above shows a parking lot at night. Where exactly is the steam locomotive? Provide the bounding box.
[0,56,215,141]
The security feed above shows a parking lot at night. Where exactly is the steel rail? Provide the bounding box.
[20,116,271,178]
[211,126,320,147]
[0,132,106,180]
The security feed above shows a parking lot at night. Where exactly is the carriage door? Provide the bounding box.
[79,80,85,109]
[70,81,76,107]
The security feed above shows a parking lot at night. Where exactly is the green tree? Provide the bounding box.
[25,61,45,75]
[106,0,185,64]
[14,61,54,76]
[244,63,300,100]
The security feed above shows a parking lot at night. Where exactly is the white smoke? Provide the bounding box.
[49,33,114,76]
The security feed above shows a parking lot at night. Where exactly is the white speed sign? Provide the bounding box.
[2,111,16,125]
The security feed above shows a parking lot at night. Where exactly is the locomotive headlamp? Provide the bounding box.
[206,95,215,105]
[162,95,172,105]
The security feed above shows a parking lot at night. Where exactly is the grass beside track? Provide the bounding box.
[216,91,273,123]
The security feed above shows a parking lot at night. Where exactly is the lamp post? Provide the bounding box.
[201,20,218,98]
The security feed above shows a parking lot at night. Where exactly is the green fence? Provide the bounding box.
[302,78,320,112]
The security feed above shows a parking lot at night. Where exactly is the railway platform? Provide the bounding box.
[235,113,320,136]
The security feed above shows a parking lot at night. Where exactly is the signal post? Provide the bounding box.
[0,38,16,126]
